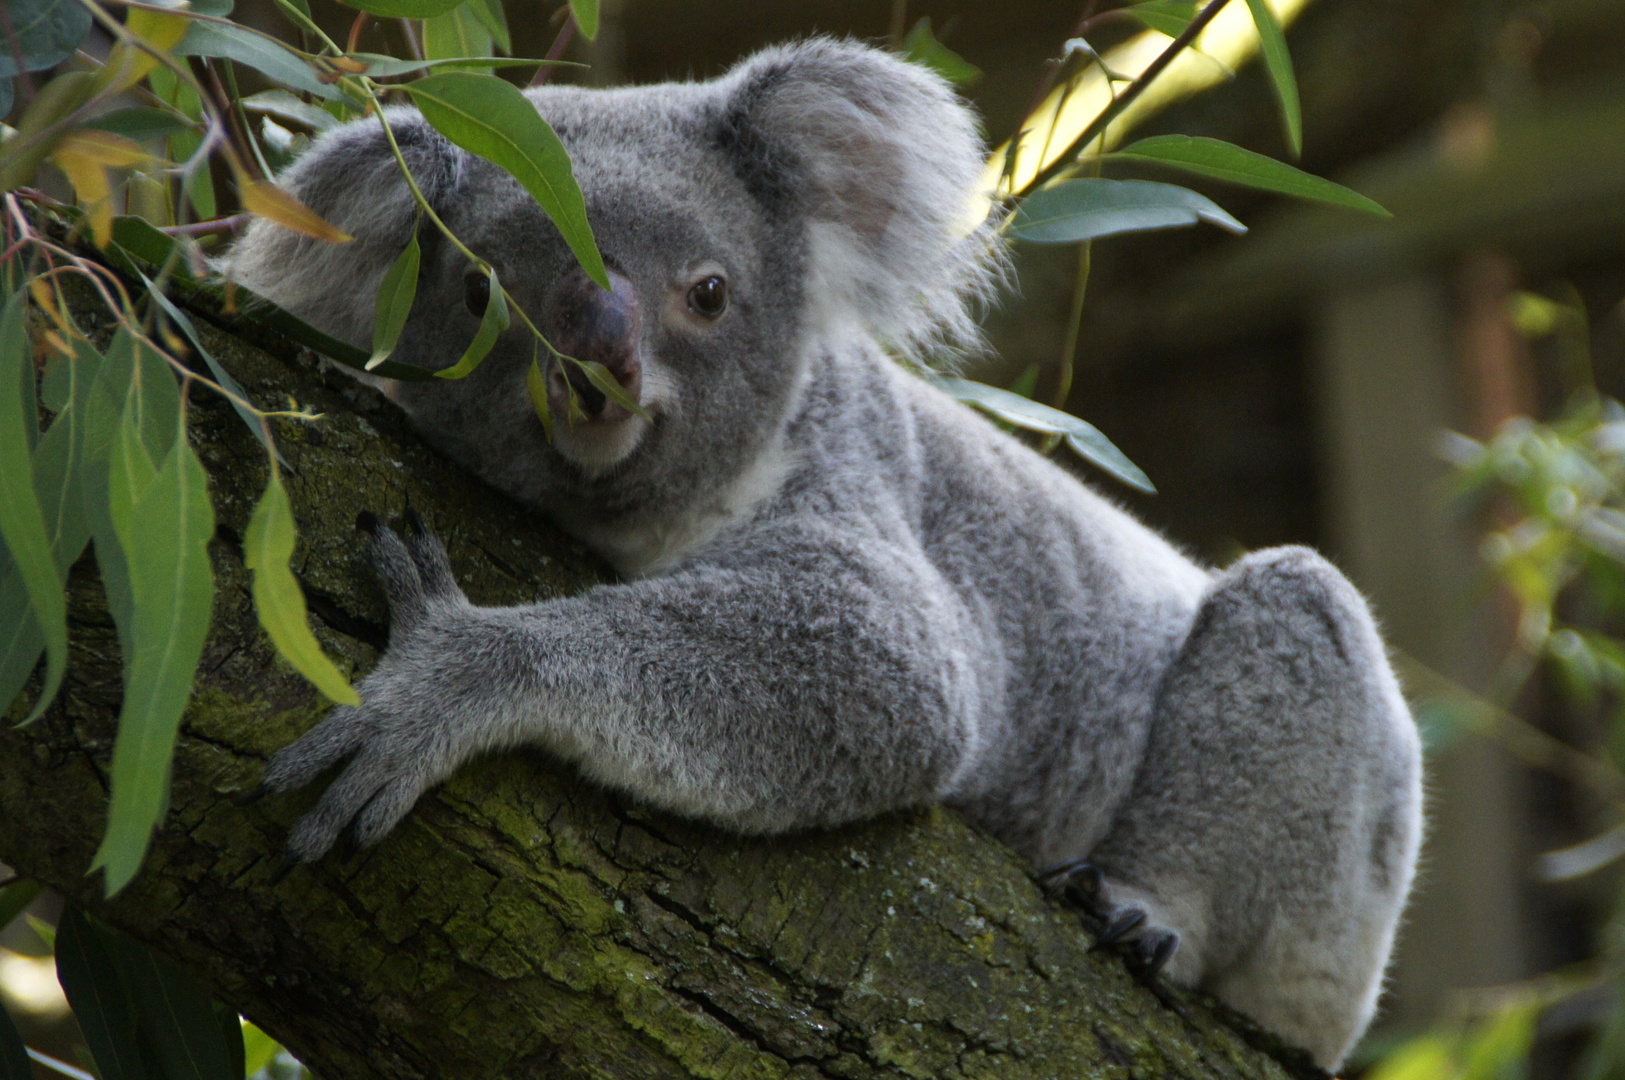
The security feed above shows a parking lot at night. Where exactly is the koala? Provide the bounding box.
[229,39,1423,1069]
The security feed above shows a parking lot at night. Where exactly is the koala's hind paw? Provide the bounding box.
[1041,860,1182,979]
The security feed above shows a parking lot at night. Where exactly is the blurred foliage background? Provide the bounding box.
[6,0,1625,1076]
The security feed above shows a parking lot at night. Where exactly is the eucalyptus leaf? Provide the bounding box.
[84,107,194,142]
[369,229,421,369]
[424,2,494,74]
[436,267,509,379]
[0,1000,28,1080]
[0,289,68,724]
[241,90,339,132]
[1009,178,1245,244]
[344,53,561,77]
[91,412,215,897]
[331,0,464,17]
[1242,0,1302,156]
[55,908,154,1080]
[402,72,608,287]
[0,880,41,933]
[105,932,241,1080]
[1109,135,1391,216]
[566,356,649,419]
[244,474,360,706]
[175,21,348,102]
[1124,0,1198,38]
[569,0,599,40]
[470,0,511,54]
[0,0,93,79]
[899,18,981,87]
[928,375,1155,493]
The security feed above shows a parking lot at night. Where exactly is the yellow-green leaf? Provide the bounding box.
[243,474,358,706]
[526,354,554,443]
[424,2,493,73]
[240,180,353,243]
[368,229,421,370]
[436,265,508,379]
[569,0,598,40]
[1242,0,1301,157]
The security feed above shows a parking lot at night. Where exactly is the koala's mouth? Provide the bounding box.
[547,357,643,426]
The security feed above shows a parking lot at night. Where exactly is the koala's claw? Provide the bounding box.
[1041,858,1103,903]
[1043,859,1182,981]
[1134,928,1180,978]
[1095,907,1148,947]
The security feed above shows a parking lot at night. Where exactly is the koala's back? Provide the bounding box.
[719,335,1212,868]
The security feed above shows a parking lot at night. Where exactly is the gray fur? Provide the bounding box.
[229,39,1422,1069]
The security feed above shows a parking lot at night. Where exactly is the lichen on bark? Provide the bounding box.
[0,279,1323,1080]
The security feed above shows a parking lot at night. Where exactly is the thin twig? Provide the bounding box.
[160,213,251,238]
[530,13,576,86]
[1018,0,1235,197]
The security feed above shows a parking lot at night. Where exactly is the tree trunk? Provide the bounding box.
[0,281,1322,1080]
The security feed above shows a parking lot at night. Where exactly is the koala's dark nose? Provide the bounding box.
[548,268,642,419]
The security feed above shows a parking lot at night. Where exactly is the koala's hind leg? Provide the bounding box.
[1081,547,1422,1070]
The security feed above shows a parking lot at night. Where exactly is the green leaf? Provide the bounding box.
[244,474,359,705]
[526,354,554,443]
[0,70,100,196]
[1007,363,1040,400]
[91,410,215,897]
[336,0,463,17]
[1009,178,1245,243]
[0,288,68,724]
[899,18,981,87]
[403,72,608,288]
[0,880,42,933]
[1242,0,1301,157]
[149,69,216,219]
[565,356,649,420]
[55,908,155,1080]
[0,0,93,78]
[175,21,349,102]
[1124,0,1198,37]
[470,0,510,54]
[84,107,194,142]
[436,266,509,379]
[344,53,563,77]
[111,936,240,1080]
[569,0,599,40]
[0,1000,30,1080]
[240,89,339,132]
[424,2,493,73]
[928,376,1156,493]
[241,1023,281,1077]
[1108,135,1391,216]
[131,266,282,467]
[369,230,421,370]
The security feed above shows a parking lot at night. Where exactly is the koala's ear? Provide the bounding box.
[717,38,1003,360]
[226,107,466,350]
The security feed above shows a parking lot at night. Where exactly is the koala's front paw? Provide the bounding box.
[1042,860,1181,978]
[259,513,476,863]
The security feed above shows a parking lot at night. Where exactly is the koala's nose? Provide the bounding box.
[547,268,642,420]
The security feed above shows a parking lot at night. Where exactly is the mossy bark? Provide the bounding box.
[0,285,1322,1080]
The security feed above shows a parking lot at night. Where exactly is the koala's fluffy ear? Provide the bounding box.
[226,108,465,350]
[717,38,1003,361]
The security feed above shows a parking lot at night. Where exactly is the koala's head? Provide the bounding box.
[229,39,1000,518]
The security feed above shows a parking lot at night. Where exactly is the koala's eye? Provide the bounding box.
[464,272,490,318]
[687,275,728,318]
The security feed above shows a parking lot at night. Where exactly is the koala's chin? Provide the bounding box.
[549,410,652,476]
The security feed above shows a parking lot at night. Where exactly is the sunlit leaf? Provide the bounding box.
[1460,1003,1537,1080]
[105,7,191,91]
[402,72,608,287]
[436,266,508,379]
[55,908,154,1080]
[928,375,1156,493]
[332,0,463,18]
[175,20,350,101]
[0,0,93,79]
[244,474,359,706]
[1109,135,1390,216]
[1123,0,1198,37]
[241,1023,281,1077]
[240,180,353,244]
[369,229,421,370]
[1009,178,1245,243]
[1242,0,1302,156]
[899,18,981,87]
[569,0,599,40]
[91,410,215,897]
[424,2,493,74]
[470,0,510,53]
[0,289,68,723]
[1364,1035,1458,1080]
